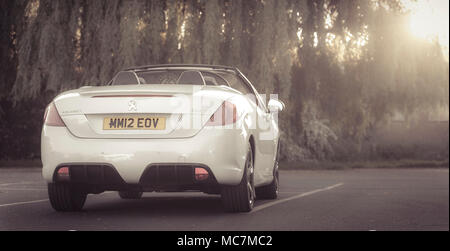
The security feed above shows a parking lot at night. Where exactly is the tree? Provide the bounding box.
[1,0,448,161]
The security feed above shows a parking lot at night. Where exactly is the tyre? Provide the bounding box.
[221,146,255,213]
[48,183,87,212]
[118,191,143,199]
[256,162,279,200]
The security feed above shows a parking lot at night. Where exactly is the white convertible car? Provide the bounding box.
[41,64,284,212]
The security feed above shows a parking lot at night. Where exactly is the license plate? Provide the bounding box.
[103,116,166,130]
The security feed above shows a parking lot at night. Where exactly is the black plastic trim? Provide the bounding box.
[53,163,127,186]
[139,163,220,193]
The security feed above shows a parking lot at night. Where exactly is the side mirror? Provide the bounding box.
[268,99,285,112]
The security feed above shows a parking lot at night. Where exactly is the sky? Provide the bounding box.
[405,0,449,60]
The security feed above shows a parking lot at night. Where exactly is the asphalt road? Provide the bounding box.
[0,167,448,231]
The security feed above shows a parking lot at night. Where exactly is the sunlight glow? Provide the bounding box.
[407,0,449,48]
[313,32,318,47]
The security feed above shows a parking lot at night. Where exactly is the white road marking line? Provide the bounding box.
[0,188,47,191]
[0,184,343,209]
[279,191,312,194]
[0,181,43,187]
[251,183,344,214]
[0,191,115,208]
[0,199,49,208]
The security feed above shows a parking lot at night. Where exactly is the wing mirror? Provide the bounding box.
[268,99,285,113]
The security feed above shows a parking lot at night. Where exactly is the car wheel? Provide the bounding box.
[221,146,255,213]
[256,161,279,200]
[48,183,87,212]
[118,191,143,199]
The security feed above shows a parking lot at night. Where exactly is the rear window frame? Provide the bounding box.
[109,69,233,87]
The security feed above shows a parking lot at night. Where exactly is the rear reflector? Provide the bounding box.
[194,167,209,181]
[56,167,70,181]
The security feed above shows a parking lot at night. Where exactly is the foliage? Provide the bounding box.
[0,0,448,161]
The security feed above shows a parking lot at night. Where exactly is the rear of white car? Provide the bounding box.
[41,65,282,212]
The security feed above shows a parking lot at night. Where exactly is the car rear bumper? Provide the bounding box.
[41,126,248,187]
[51,163,221,193]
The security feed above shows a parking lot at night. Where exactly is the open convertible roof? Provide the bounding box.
[119,64,254,90]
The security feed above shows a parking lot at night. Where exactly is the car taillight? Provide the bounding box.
[206,101,238,126]
[44,102,66,127]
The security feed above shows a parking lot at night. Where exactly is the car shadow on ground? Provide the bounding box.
[74,193,272,217]
[82,194,229,216]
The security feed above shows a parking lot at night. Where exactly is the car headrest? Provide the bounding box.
[176,71,205,85]
[112,71,139,85]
